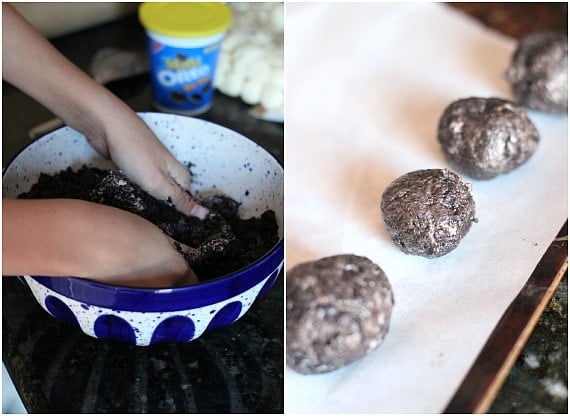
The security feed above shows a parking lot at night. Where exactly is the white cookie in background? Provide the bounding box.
[215,2,284,120]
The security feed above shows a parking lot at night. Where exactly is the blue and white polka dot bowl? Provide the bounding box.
[2,112,283,346]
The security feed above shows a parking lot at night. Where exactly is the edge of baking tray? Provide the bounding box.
[444,220,568,414]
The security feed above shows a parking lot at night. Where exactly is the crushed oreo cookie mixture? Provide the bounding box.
[437,97,540,179]
[505,31,568,114]
[381,168,477,258]
[286,254,394,375]
[18,166,279,281]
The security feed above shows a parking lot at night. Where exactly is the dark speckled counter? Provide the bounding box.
[2,13,283,413]
[489,272,568,414]
[3,276,283,413]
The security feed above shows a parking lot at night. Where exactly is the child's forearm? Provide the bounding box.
[2,198,196,286]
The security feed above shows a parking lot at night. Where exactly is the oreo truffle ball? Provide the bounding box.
[286,254,394,375]
[505,32,568,113]
[437,97,539,179]
[381,169,476,258]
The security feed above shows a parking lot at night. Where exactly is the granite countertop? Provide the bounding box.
[2,13,283,414]
[490,272,568,413]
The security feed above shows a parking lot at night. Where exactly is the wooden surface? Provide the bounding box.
[445,223,568,413]
[448,2,567,39]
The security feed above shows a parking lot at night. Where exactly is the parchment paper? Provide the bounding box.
[284,3,568,413]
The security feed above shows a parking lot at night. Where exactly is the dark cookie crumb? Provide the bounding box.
[506,32,568,114]
[437,97,540,179]
[286,254,394,375]
[381,168,476,258]
[19,166,279,282]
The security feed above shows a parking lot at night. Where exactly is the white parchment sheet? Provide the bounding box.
[284,3,568,413]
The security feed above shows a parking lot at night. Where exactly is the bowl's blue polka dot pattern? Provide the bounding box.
[25,268,279,345]
[259,269,281,296]
[94,315,137,344]
[206,301,243,332]
[151,316,196,344]
[3,113,284,346]
[45,295,80,328]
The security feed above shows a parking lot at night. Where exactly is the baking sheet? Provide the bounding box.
[284,3,568,413]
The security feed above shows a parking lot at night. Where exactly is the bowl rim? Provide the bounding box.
[2,112,284,175]
[4,113,284,311]
[25,241,283,312]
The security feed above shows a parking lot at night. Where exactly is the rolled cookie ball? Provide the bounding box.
[505,32,568,114]
[381,169,476,258]
[437,97,539,179]
[286,254,394,375]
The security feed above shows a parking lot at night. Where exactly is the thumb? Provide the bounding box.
[167,181,210,220]
[164,162,209,219]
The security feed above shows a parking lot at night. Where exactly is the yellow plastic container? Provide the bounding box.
[139,2,232,115]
